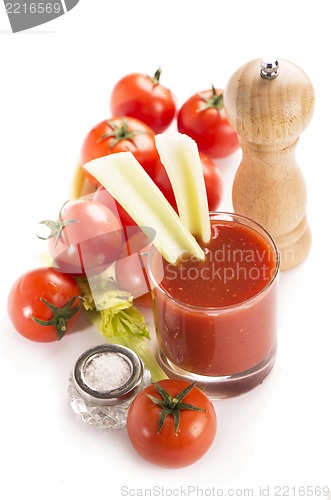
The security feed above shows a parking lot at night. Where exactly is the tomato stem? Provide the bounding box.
[97,119,150,150]
[199,85,224,112]
[37,200,79,248]
[57,316,66,332]
[32,296,83,340]
[151,67,162,85]
[147,382,207,435]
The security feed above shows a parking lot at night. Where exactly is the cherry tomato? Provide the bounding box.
[119,226,152,257]
[7,267,82,342]
[177,87,239,159]
[110,69,177,134]
[154,152,223,211]
[81,116,159,183]
[93,186,137,229]
[38,199,123,276]
[153,158,178,210]
[127,380,217,468]
[115,255,149,301]
[199,152,223,210]
[115,228,152,305]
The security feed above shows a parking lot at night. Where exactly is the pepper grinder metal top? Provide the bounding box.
[260,58,279,79]
[223,57,315,271]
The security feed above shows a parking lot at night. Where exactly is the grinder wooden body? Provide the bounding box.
[224,58,314,271]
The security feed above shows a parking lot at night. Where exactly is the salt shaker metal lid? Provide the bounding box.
[72,344,145,406]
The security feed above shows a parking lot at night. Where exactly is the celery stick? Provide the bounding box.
[155,133,211,243]
[84,152,204,264]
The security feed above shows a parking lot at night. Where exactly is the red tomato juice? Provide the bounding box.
[149,214,279,379]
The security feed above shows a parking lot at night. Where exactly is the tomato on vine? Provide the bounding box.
[7,267,82,342]
[110,68,177,134]
[127,380,217,468]
[81,116,159,183]
[154,151,223,211]
[37,199,123,276]
[93,186,137,230]
[177,86,239,159]
[114,226,152,306]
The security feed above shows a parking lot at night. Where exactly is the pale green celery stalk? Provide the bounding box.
[78,278,167,382]
[84,151,204,264]
[86,309,167,382]
[155,133,211,243]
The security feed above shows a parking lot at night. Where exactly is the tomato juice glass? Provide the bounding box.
[147,212,280,398]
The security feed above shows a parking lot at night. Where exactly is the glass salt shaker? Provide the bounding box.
[68,344,151,429]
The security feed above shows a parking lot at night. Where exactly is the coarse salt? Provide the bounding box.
[84,352,131,392]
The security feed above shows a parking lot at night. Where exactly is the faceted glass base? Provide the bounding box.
[68,368,151,429]
[158,346,277,399]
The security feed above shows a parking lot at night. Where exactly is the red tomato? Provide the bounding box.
[115,228,153,305]
[119,226,152,257]
[38,199,123,276]
[93,186,137,229]
[177,87,239,159]
[7,267,82,342]
[127,380,217,468]
[81,116,159,183]
[115,255,149,301]
[154,152,223,211]
[199,152,223,210]
[110,69,176,134]
[154,159,178,210]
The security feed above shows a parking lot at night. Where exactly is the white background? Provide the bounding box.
[0,1,330,499]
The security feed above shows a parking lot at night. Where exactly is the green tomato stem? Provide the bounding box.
[98,119,149,150]
[147,382,207,435]
[200,85,224,111]
[151,67,162,85]
[32,295,82,340]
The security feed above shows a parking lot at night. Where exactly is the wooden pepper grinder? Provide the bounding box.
[223,58,315,271]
